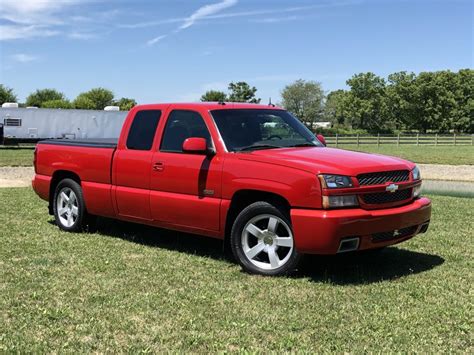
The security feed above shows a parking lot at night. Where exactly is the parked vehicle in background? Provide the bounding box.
[0,107,126,144]
[32,103,431,276]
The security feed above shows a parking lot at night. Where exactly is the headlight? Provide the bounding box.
[413,184,422,198]
[319,174,353,189]
[322,195,359,208]
[412,165,421,180]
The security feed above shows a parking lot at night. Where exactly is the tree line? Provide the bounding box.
[0,86,137,111]
[201,69,473,134]
[1,69,472,133]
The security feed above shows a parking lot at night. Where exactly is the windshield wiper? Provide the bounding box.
[286,143,317,147]
[238,144,282,151]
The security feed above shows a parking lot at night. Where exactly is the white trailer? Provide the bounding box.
[0,107,127,143]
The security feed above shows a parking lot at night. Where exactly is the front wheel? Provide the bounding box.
[230,202,301,276]
[53,178,88,232]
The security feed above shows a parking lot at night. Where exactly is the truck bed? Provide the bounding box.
[38,138,118,148]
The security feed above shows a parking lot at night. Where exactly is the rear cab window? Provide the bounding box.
[126,110,161,150]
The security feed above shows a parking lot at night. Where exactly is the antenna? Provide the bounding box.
[268,97,275,107]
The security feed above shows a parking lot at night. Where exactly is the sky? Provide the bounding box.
[0,0,472,104]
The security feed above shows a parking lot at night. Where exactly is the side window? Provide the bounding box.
[161,110,210,152]
[126,110,161,150]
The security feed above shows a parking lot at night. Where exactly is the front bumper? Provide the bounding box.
[290,197,431,254]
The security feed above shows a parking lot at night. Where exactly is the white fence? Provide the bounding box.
[324,134,473,146]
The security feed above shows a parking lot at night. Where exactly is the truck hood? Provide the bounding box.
[236,147,415,176]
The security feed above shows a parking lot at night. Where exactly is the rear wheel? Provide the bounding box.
[230,202,301,276]
[53,178,88,232]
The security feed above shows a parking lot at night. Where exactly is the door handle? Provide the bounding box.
[153,162,164,172]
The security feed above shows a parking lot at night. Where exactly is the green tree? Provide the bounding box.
[42,99,73,109]
[0,84,17,105]
[73,96,95,110]
[114,97,137,111]
[344,72,388,132]
[280,79,325,127]
[26,89,65,107]
[452,69,474,133]
[200,90,227,102]
[324,89,349,126]
[228,82,260,103]
[73,88,114,110]
[385,71,417,131]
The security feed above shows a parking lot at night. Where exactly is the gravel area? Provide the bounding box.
[0,167,34,187]
[418,164,474,182]
[0,165,473,188]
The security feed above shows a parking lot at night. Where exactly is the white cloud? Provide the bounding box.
[0,24,58,40]
[204,1,359,21]
[147,35,167,46]
[68,32,98,40]
[120,17,184,29]
[250,15,303,24]
[11,53,38,63]
[0,0,80,40]
[146,0,238,46]
[0,0,77,25]
[179,0,238,30]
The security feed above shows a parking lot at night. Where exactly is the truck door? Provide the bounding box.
[150,109,223,231]
[113,109,161,220]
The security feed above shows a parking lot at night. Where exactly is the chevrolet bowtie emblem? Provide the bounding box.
[386,183,399,193]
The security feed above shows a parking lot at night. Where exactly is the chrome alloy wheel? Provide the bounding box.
[56,187,79,228]
[241,214,294,270]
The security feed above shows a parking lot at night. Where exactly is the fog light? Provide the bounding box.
[413,184,422,198]
[323,195,358,208]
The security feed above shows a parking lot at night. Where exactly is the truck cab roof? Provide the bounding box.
[133,102,285,111]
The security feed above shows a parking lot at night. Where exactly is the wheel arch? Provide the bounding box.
[224,189,291,244]
[48,170,82,215]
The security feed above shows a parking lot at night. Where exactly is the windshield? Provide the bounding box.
[210,109,322,151]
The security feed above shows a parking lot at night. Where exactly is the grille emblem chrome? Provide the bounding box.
[393,229,400,237]
[386,183,399,193]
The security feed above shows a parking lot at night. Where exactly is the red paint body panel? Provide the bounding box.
[32,174,51,201]
[113,150,153,220]
[32,102,432,255]
[82,181,115,218]
[36,144,114,184]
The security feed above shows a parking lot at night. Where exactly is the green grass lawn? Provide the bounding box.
[331,144,474,165]
[1,188,472,352]
[0,148,34,167]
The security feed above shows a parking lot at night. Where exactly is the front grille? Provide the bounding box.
[358,170,410,186]
[361,188,412,204]
[372,225,418,243]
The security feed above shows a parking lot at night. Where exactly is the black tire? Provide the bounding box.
[53,178,88,232]
[230,201,301,276]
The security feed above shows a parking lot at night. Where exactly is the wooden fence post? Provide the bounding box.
[454,133,456,146]
[335,133,338,147]
[435,133,438,146]
[416,133,419,146]
[377,133,380,147]
[357,133,360,147]
[397,133,400,146]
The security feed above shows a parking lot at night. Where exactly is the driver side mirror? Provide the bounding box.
[317,134,327,146]
[182,137,215,156]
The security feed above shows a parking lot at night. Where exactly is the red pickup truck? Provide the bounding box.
[33,103,431,275]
